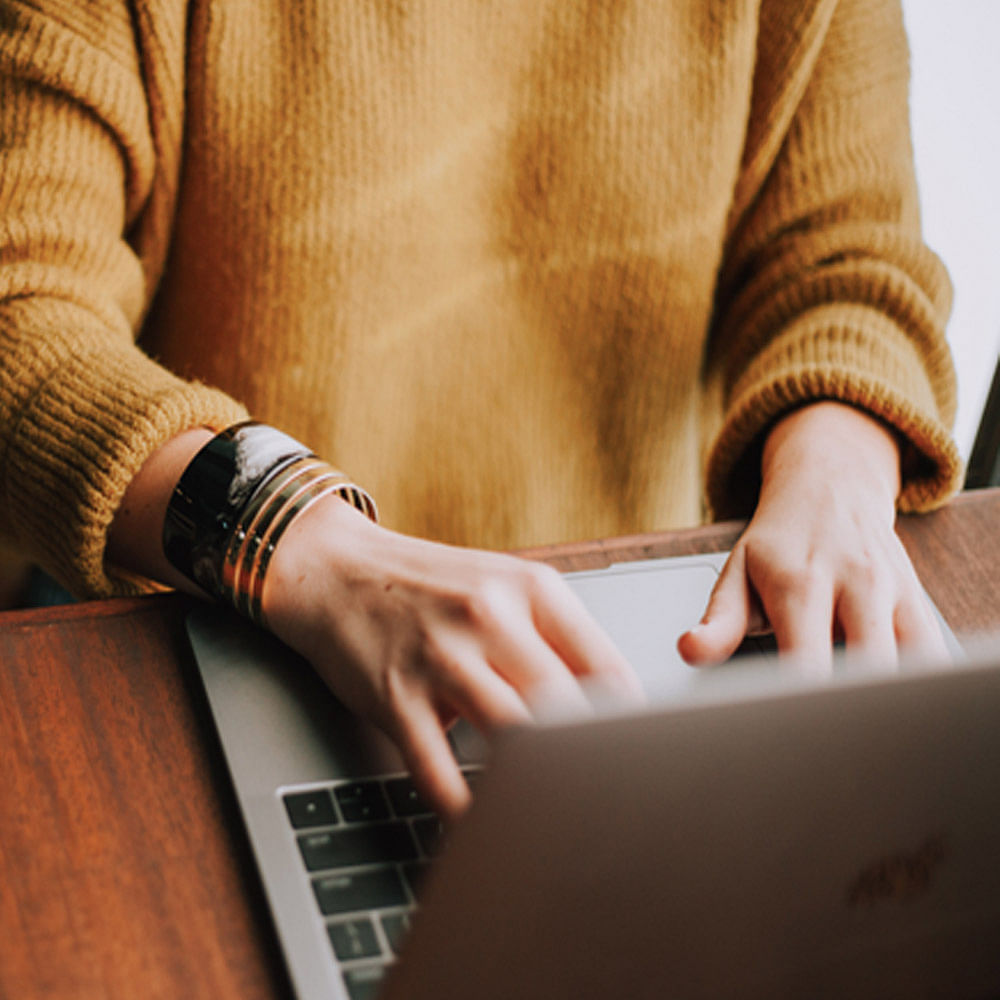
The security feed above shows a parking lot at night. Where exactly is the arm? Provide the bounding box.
[0,3,246,597]
[682,0,961,665]
[109,429,644,819]
[4,6,640,820]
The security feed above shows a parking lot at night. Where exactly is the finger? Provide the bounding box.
[893,589,951,661]
[881,537,951,660]
[430,644,536,733]
[492,628,597,721]
[386,698,472,822]
[763,568,835,674]
[527,566,645,702]
[678,546,754,666]
[834,584,898,669]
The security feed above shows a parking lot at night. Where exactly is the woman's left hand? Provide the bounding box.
[677,401,949,671]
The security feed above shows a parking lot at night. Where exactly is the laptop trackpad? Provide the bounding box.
[566,555,725,697]
[451,554,730,764]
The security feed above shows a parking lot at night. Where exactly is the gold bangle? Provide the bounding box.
[222,458,343,610]
[217,458,377,624]
[245,477,365,627]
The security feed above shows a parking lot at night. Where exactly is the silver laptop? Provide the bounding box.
[185,552,1000,1000]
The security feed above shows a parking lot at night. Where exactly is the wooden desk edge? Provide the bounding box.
[2,488,998,634]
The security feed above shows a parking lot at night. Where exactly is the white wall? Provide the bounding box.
[903,0,1000,460]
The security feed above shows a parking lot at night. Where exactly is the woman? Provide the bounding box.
[0,0,960,815]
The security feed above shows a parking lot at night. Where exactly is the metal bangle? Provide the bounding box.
[163,422,378,614]
[232,469,349,619]
[163,422,312,599]
[221,457,340,604]
[243,478,364,627]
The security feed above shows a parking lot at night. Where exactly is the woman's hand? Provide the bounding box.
[109,427,642,822]
[262,500,644,820]
[678,401,948,671]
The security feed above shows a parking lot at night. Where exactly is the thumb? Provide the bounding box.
[677,546,757,666]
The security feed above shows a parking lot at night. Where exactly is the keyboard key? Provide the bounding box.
[298,823,418,871]
[342,965,387,1000]
[412,817,444,858]
[327,917,381,961]
[313,868,408,915]
[732,633,778,658]
[402,861,430,899]
[384,777,430,817]
[283,789,337,829]
[381,912,413,955]
[335,781,391,823]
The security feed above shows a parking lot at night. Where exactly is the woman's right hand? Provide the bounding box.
[261,497,644,820]
[108,427,643,821]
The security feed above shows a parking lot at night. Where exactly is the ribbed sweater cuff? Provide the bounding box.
[3,337,247,599]
[706,304,963,520]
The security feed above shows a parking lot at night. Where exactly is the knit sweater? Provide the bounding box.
[0,0,961,598]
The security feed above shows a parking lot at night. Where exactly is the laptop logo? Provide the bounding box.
[847,834,947,908]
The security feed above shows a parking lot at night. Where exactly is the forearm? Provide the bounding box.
[0,8,248,598]
[704,0,959,521]
[106,427,215,594]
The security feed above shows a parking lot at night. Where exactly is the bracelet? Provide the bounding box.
[222,456,376,626]
[163,422,377,622]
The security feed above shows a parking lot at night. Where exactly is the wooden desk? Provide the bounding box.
[3,490,1000,1000]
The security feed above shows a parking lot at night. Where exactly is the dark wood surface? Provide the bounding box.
[0,594,292,1000]
[2,489,999,1000]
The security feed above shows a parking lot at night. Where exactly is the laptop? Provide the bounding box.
[185,552,1000,1000]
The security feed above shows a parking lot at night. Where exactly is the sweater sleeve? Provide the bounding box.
[704,0,962,520]
[0,2,247,598]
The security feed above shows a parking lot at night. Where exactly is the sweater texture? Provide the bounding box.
[0,0,961,597]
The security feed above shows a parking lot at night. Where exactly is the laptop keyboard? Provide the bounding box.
[275,636,775,1000]
[282,769,480,1000]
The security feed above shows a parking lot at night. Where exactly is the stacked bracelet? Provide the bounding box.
[163,422,377,627]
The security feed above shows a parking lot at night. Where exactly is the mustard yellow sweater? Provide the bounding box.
[0,0,961,598]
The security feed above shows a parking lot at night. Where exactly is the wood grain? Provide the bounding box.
[0,596,294,1000]
[2,489,999,999]
[894,490,1000,636]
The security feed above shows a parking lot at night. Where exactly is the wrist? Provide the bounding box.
[259,492,384,637]
[761,402,902,508]
[160,421,378,623]
[107,427,216,593]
